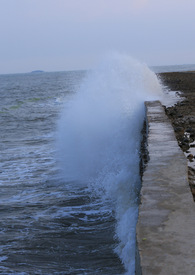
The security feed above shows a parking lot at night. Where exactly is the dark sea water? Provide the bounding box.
[0,70,126,274]
[0,57,191,274]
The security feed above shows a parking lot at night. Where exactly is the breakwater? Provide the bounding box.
[136,101,195,274]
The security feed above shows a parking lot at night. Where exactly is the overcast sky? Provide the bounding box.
[0,0,195,74]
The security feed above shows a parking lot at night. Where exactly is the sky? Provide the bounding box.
[0,0,195,74]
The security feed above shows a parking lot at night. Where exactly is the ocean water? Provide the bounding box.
[0,55,188,274]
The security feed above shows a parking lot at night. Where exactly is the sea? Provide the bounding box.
[0,54,194,275]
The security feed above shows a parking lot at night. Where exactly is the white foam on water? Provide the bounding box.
[57,53,163,274]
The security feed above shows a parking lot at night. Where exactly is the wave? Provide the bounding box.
[57,53,163,274]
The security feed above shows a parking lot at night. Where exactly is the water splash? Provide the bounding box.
[57,53,163,274]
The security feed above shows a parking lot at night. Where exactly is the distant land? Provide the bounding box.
[31,70,44,73]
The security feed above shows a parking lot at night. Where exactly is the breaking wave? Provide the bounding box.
[57,53,163,274]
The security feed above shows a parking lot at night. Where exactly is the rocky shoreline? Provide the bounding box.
[158,72,195,200]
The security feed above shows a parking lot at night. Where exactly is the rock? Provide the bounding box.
[191,187,195,196]
[183,137,189,143]
[174,126,183,132]
[186,127,193,133]
[187,154,194,161]
[189,117,195,123]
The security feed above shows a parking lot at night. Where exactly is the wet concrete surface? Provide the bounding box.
[136,101,195,275]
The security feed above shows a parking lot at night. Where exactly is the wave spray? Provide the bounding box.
[57,53,163,274]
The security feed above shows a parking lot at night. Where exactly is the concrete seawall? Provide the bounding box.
[136,101,195,274]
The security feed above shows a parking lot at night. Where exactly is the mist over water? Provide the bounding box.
[57,54,163,274]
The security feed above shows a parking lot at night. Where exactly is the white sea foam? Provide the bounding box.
[57,53,163,274]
